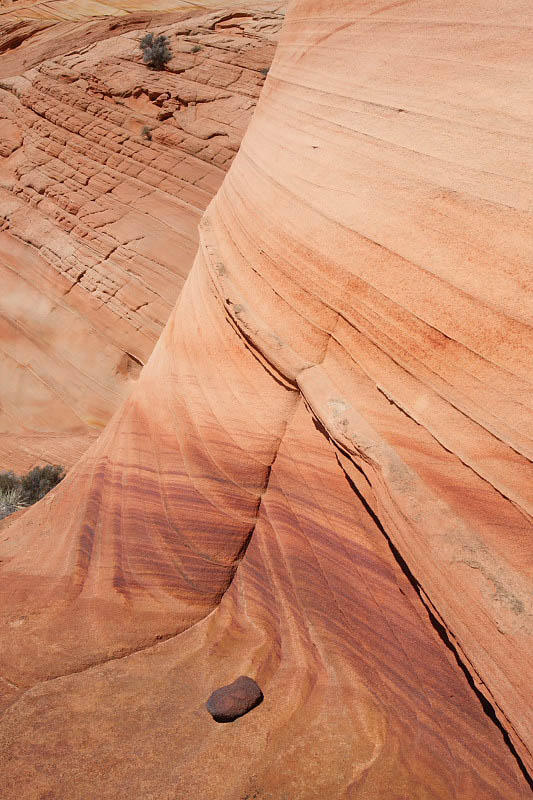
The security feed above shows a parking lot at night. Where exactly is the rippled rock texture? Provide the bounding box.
[0,3,282,469]
[1,0,532,797]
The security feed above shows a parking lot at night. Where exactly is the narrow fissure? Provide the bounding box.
[333,450,533,790]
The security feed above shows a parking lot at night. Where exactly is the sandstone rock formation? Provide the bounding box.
[0,3,282,470]
[1,0,532,797]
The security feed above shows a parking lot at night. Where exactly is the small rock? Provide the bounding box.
[206,676,263,723]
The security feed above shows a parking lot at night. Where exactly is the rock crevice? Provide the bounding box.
[0,0,532,797]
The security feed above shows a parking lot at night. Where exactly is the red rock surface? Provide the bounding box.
[1,0,532,797]
[0,3,282,469]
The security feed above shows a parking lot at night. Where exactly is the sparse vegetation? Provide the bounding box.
[21,464,65,505]
[140,32,173,70]
[191,44,202,53]
[0,471,22,520]
[259,67,269,77]
[141,125,152,141]
[0,465,65,521]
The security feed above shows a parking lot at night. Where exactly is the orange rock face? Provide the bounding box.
[0,4,282,469]
[1,0,532,798]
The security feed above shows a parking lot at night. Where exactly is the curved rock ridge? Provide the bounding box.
[0,3,282,469]
[1,0,532,797]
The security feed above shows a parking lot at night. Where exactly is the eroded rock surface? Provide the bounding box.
[0,3,283,469]
[0,0,532,798]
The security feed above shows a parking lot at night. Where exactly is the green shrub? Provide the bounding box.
[21,464,65,506]
[0,470,20,495]
[141,125,152,141]
[0,475,22,521]
[0,464,65,520]
[191,44,202,53]
[140,32,172,70]
[259,67,269,77]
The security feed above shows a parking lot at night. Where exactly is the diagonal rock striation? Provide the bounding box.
[0,3,283,470]
[0,0,532,796]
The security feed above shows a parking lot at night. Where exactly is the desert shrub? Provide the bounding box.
[20,464,65,506]
[140,32,172,70]
[191,44,202,53]
[141,125,152,140]
[0,472,22,520]
[0,465,64,521]
[0,470,20,495]
[259,67,269,77]
[0,486,22,520]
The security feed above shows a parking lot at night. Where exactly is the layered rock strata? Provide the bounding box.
[0,3,282,469]
[0,0,532,797]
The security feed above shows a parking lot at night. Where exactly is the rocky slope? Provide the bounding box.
[0,3,282,469]
[1,0,532,797]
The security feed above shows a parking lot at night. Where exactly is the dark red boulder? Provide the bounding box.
[206,676,263,723]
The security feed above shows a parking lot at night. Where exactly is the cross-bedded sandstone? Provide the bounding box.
[0,0,532,797]
[0,4,283,469]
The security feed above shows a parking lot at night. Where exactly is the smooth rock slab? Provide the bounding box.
[206,676,264,723]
